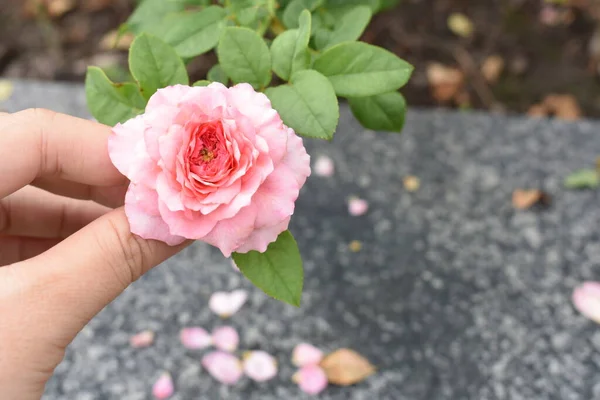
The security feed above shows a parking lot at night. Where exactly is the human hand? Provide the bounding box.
[0,109,190,399]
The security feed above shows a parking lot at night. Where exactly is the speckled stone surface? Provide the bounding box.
[4,80,600,400]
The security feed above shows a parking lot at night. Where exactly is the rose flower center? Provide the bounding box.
[186,120,230,182]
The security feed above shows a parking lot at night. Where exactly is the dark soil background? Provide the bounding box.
[2,0,600,118]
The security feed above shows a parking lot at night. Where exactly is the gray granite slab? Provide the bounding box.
[4,80,600,400]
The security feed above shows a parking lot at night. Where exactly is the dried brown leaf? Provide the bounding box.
[348,241,362,253]
[403,176,420,192]
[426,63,464,103]
[0,80,14,102]
[23,0,76,18]
[481,55,505,83]
[527,104,549,118]
[512,189,551,210]
[47,0,76,17]
[447,13,474,38]
[543,94,582,121]
[320,348,375,386]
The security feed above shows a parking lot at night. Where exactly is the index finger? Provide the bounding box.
[0,108,127,198]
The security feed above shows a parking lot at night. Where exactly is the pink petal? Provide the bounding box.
[129,330,155,348]
[212,326,239,352]
[198,204,258,257]
[314,155,334,177]
[243,351,278,382]
[202,351,243,385]
[348,197,369,216]
[292,343,323,367]
[108,115,145,179]
[209,290,248,318]
[293,365,328,395]
[573,282,600,323]
[152,372,174,399]
[125,184,186,246]
[234,217,290,254]
[180,327,212,350]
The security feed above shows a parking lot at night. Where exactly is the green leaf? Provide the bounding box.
[326,0,379,12]
[233,230,303,307]
[161,6,227,58]
[313,41,413,97]
[317,5,372,50]
[564,169,600,189]
[217,27,271,89]
[207,64,229,84]
[348,92,406,132]
[265,70,339,139]
[126,0,183,36]
[85,67,146,126]
[378,0,400,11]
[129,33,189,101]
[282,0,322,28]
[270,30,298,81]
[270,10,311,81]
[193,80,211,86]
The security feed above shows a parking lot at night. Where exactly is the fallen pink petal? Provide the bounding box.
[292,343,324,367]
[212,326,240,352]
[243,351,278,382]
[348,197,369,216]
[202,351,243,385]
[573,281,600,323]
[209,290,248,318]
[129,330,155,348]
[314,155,335,177]
[152,372,174,399]
[293,365,328,395]
[180,327,212,350]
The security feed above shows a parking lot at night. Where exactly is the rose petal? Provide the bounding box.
[152,372,174,399]
[348,197,369,216]
[243,351,278,382]
[130,330,155,348]
[180,327,212,350]
[314,155,335,177]
[293,365,328,395]
[573,282,600,323]
[292,343,323,367]
[125,184,186,246]
[234,218,290,254]
[202,351,243,385]
[209,290,248,318]
[212,326,239,352]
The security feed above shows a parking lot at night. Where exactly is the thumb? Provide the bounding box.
[16,207,190,343]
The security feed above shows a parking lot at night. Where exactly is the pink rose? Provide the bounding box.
[108,83,311,256]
